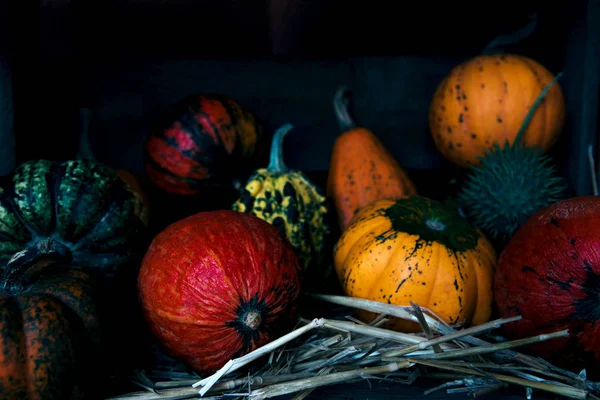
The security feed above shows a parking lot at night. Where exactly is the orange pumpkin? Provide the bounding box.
[333,196,497,332]
[428,54,566,168]
[327,87,417,231]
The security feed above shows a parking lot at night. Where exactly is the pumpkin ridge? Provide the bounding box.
[0,297,28,397]
[424,242,442,308]
[0,195,32,249]
[144,154,211,189]
[573,262,600,322]
[497,60,510,144]
[451,248,466,283]
[18,161,53,236]
[56,161,117,241]
[68,192,130,250]
[219,97,245,157]
[338,219,390,280]
[49,161,62,236]
[193,109,230,160]
[13,294,37,398]
[468,250,485,322]
[3,182,36,241]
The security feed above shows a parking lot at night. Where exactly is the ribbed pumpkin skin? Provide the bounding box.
[334,196,496,332]
[0,159,147,278]
[144,94,263,195]
[0,270,102,400]
[429,54,566,168]
[138,210,301,374]
[327,128,417,231]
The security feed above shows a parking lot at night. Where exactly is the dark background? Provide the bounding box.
[4,0,592,193]
[1,0,599,399]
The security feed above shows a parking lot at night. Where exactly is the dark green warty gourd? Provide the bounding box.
[0,159,147,281]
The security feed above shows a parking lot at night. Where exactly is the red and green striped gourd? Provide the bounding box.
[144,94,265,195]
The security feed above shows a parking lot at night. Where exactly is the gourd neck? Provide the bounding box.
[267,123,294,174]
[333,86,358,132]
[0,238,72,292]
[512,72,563,147]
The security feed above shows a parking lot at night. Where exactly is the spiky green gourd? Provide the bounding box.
[459,73,568,241]
[232,124,329,275]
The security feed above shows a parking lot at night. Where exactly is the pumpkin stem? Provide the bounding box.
[333,86,358,132]
[77,108,96,161]
[482,13,538,55]
[243,311,262,330]
[513,72,563,147]
[0,238,72,292]
[267,123,294,173]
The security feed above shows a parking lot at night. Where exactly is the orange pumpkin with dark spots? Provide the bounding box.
[334,196,496,332]
[428,54,566,168]
[327,87,417,231]
[144,94,264,195]
[0,248,103,400]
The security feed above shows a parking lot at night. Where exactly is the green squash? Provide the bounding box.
[232,124,329,274]
[0,159,147,279]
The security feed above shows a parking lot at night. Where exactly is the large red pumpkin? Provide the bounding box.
[137,210,302,373]
[144,94,264,195]
[494,196,600,373]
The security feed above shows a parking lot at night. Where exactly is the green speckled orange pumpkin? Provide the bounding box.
[334,196,497,332]
[0,159,147,279]
[0,255,103,400]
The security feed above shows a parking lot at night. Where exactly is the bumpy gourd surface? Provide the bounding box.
[334,196,496,332]
[233,168,329,272]
[0,159,146,275]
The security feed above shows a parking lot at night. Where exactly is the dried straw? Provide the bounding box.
[108,293,599,400]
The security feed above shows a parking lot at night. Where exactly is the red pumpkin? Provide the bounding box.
[137,210,301,373]
[494,196,600,373]
[144,94,264,195]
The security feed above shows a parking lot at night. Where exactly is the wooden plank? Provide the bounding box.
[0,0,15,176]
[562,0,600,196]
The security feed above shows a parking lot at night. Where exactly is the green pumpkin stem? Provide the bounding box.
[481,13,538,55]
[333,86,358,132]
[0,238,72,292]
[267,124,294,174]
[513,72,563,147]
